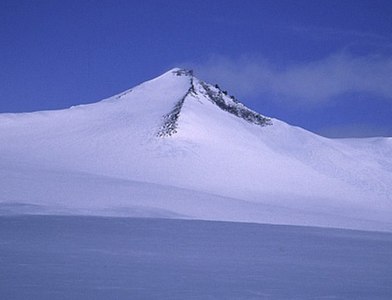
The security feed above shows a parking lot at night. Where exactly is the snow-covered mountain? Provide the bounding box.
[1,68,391,231]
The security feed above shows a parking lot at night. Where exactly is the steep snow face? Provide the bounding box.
[0,68,391,231]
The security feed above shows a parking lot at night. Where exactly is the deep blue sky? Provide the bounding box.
[1,0,391,137]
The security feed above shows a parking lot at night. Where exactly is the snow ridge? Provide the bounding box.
[157,89,189,137]
[156,71,196,137]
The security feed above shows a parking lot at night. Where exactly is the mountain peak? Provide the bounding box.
[156,69,272,137]
[156,68,193,79]
[171,68,194,77]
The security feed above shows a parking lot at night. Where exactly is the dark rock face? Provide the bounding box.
[199,82,272,127]
[157,96,186,137]
[172,69,193,77]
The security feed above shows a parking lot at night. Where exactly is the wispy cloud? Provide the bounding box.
[186,53,392,105]
[318,123,392,138]
[291,25,392,46]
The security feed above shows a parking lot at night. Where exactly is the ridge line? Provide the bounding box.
[156,76,195,138]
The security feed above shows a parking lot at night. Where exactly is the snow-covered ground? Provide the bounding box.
[1,216,391,299]
[1,68,391,231]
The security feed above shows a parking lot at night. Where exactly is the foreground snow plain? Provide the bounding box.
[1,216,391,299]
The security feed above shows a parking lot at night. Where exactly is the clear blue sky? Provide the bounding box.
[1,0,391,137]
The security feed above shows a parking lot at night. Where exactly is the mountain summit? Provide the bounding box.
[1,68,391,231]
[154,68,271,137]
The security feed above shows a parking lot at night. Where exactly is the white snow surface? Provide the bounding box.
[1,68,391,231]
[2,216,392,299]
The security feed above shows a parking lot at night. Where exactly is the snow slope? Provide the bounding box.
[1,68,391,231]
